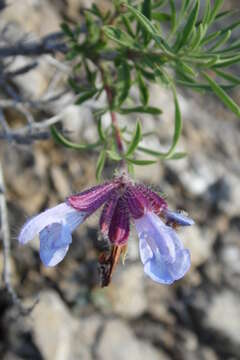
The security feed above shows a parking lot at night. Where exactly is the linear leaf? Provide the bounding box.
[166,88,182,158]
[215,69,240,85]
[119,106,162,115]
[169,0,177,33]
[116,61,131,106]
[142,0,151,19]
[213,54,240,68]
[207,0,224,24]
[126,122,142,156]
[209,29,231,51]
[97,117,106,142]
[96,150,106,180]
[126,158,157,165]
[103,25,136,48]
[75,89,98,105]
[152,12,171,22]
[50,126,100,150]
[167,152,187,160]
[137,72,149,106]
[175,0,200,50]
[203,72,240,117]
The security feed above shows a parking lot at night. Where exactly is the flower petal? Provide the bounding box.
[99,192,119,235]
[67,182,120,213]
[164,209,194,226]
[135,212,191,284]
[39,222,72,267]
[18,203,85,244]
[136,184,167,215]
[108,197,130,245]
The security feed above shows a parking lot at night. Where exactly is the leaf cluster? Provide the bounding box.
[55,0,240,179]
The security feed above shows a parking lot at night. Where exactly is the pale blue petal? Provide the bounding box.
[139,236,153,265]
[39,222,72,267]
[135,212,191,284]
[164,209,194,226]
[18,203,85,244]
[135,212,176,263]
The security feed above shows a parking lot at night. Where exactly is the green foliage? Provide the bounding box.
[57,0,240,179]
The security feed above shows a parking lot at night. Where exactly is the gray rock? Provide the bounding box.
[145,281,175,325]
[29,290,93,360]
[97,319,169,360]
[182,225,214,268]
[204,290,240,345]
[103,264,148,318]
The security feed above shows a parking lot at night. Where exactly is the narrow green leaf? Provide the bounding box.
[152,0,168,9]
[116,62,131,106]
[50,126,100,150]
[152,12,171,22]
[202,0,211,26]
[215,9,237,21]
[169,0,177,33]
[191,23,207,50]
[176,79,236,91]
[103,25,136,48]
[209,30,231,52]
[124,4,157,35]
[215,69,240,85]
[119,106,162,115]
[137,87,182,159]
[203,20,240,46]
[167,152,187,160]
[61,23,74,38]
[137,72,149,106]
[177,61,197,78]
[126,122,142,156]
[75,89,98,105]
[207,0,224,24]
[96,150,106,180]
[217,39,240,54]
[97,117,106,142]
[175,0,200,50]
[142,0,151,20]
[166,88,182,158]
[213,54,240,68]
[121,15,135,37]
[126,158,157,165]
[124,3,169,53]
[201,30,221,45]
[203,72,240,117]
[137,146,167,158]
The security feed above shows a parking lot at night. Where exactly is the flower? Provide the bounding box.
[18,173,194,285]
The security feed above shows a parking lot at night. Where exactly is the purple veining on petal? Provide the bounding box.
[99,191,119,236]
[67,182,120,213]
[18,203,86,245]
[39,222,72,267]
[124,185,147,219]
[136,184,167,215]
[109,197,130,245]
[135,211,191,284]
[164,209,195,226]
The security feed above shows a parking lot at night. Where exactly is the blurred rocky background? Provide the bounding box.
[0,1,240,359]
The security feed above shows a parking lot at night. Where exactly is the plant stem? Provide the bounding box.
[104,85,124,155]
[98,65,126,168]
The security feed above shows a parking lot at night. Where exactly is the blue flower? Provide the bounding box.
[18,203,86,266]
[135,211,191,284]
[18,176,194,286]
